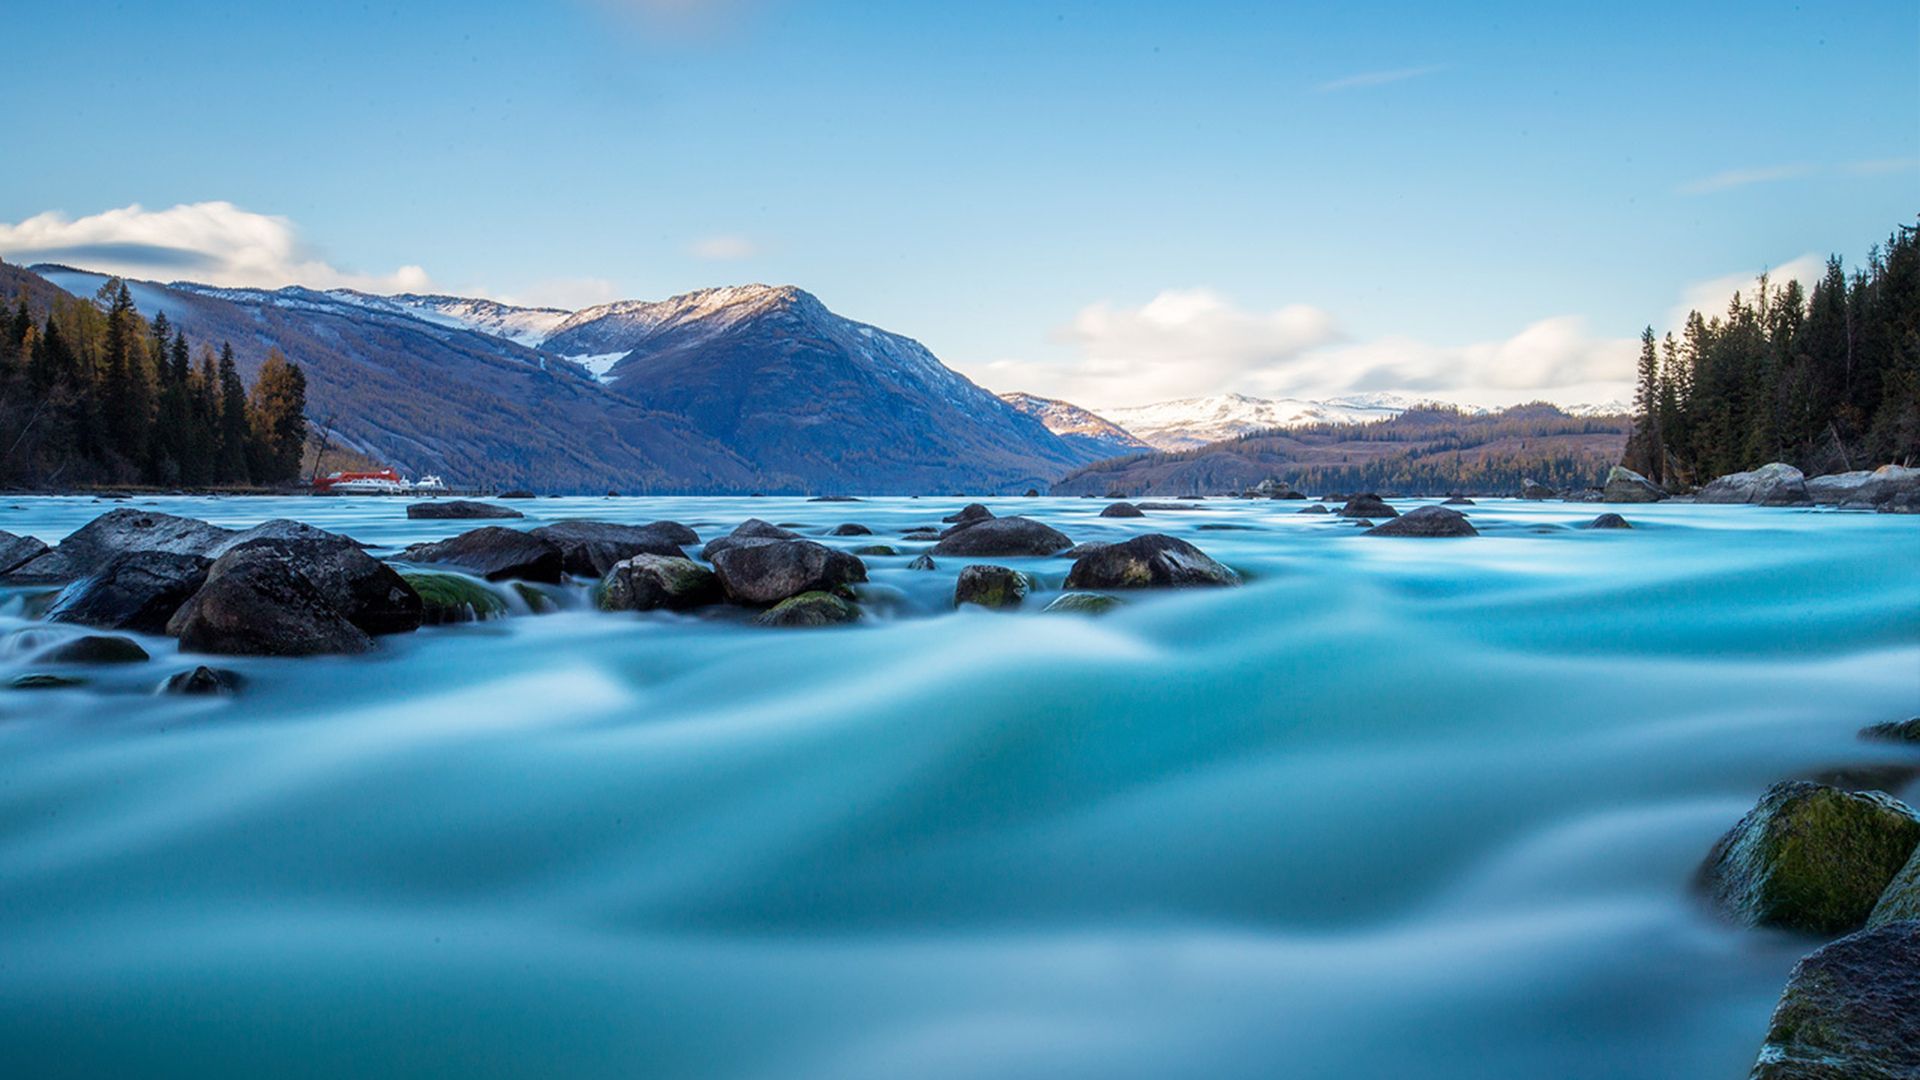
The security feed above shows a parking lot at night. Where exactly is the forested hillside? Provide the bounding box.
[0,270,308,489]
[1623,220,1919,484]
[1051,404,1629,496]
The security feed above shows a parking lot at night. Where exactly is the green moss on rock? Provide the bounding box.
[1701,781,1920,934]
[954,565,1030,610]
[401,572,509,626]
[751,591,860,628]
[1751,922,1920,1079]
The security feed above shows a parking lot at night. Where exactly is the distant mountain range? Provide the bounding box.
[12,263,1628,493]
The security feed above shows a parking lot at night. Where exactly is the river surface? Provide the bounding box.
[0,494,1916,1079]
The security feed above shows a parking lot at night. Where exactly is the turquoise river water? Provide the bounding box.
[0,494,1916,1079]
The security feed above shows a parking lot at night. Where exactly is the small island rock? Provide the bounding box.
[406,500,523,520]
[953,565,1029,610]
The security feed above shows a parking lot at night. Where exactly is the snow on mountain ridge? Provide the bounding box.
[1094,393,1409,451]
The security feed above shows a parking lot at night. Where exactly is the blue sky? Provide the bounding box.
[1,0,1913,407]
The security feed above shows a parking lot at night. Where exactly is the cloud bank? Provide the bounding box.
[0,202,431,293]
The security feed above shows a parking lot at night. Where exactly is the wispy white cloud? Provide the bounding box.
[0,202,432,293]
[1313,65,1448,93]
[687,235,760,261]
[1677,158,1918,195]
[1667,254,1826,328]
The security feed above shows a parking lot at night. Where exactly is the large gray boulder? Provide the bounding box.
[1699,781,1920,934]
[401,527,563,583]
[1064,534,1239,589]
[529,520,693,577]
[700,519,801,561]
[953,565,1029,610]
[1602,465,1667,503]
[596,555,721,612]
[216,526,422,636]
[930,516,1073,557]
[709,539,867,606]
[44,551,211,634]
[1750,922,1920,1080]
[1696,463,1812,506]
[0,530,49,575]
[6,508,234,582]
[167,547,375,656]
[1810,465,1920,508]
[1364,505,1478,537]
[1519,479,1556,500]
[1339,494,1398,518]
[406,500,524,520]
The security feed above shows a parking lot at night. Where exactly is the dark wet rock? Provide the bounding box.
[942,503,994,525]
[1024,488,1040,497]
[406,500,524,520]
[1042,592,1124,615]
[163,665,243,696]
[1061,542,1112,559]
[1065,533,1239,589]
[6,508,234,582]
[1442,496,1476,506]
[1699,781,1920,934]
[1862,718,1920,745]
[1349,519,1374,528]
[10,673,84,690]
[1585,513,1633,529]
[807,495,861,502]
[931,516,1073,557]
[1750,921,1920,1079]
[497,489,535,499]
[0,530,49,575]
[1364,505,1478,538]
[528,520,691,577]
[595,555,721,613]
[1136,502,1200,511]
[710,539,867,606]
[1879,491,1920,514]
[750,591,860,627]
[401,527,563,583]
[700,519,802,560]
[1339,494,1399,518]
[1250,479,1294,498]
[39,634,149,664]
[1520,479,1556,500]
[1602,465,1667,503]
[1297,504,1330,514]
[1812,465,1920,508]
[906,554,937,571]
[167,547,375,657]
[828,523,872,536]
[44,551,211,634]
[1198,523,1255,530]
[851,544,897,557]
[1563,488,1606,502]
[1697,462,1812,506]
[1100,502,1144,518]
[403,572,508,625]
[953,565,1030,610]
[1868,847,1920,928]
[216,527,423,636]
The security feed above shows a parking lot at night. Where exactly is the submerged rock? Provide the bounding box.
[167,548,375,657]
[930,517,1073,557]
[1861,718,1920,745]
[402,572,508,625]
[1699,780,1920,934]
[406,500,523,520]
[1339,494,1398,518]
[39,634,149,664]
[828,523,872,536]
[44,551,211,633]
[710,539,867,606]
[1364,505,1478,537]
[10,673,84,690]
[1442,496,1476,506]
[1064,534,1239,589]
[1750,921,1920,1079]
[528,520,691,577]
[1297,504,1330,515]
[851,544,897,557]
[162,665,243,696]
[906,554,937,571]
[1099,502,1144,518]
[1042,592,1124,615]
[750,591,860,627]
[953,565,1029,610]
[1696,462,1812,506]
[1602,465,1667,503]
[401,527,564,584]
[1585,513,1633,530]
[596,555,721,613]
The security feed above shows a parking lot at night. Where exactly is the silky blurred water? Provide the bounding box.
[0,494,1915,1079]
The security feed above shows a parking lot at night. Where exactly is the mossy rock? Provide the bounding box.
[401,572,508,626]
[510,582,559,615]
[595,555,720,612]
[954,565,1030,610]
[851,544,898,557]
[1042,592,1125,615]
[1701,781,1920,934]
[10,673,86,690]
[1751,921,1920,1079]
[1868,846,1920,928]
[751,591,860,628]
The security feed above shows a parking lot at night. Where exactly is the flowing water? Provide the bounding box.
[0,494,1915,1079]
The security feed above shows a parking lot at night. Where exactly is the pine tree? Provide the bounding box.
[246,349,307,484]
[1624,327,1664,481]
[216,342,251,484]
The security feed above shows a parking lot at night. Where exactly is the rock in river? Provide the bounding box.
[942,503,994,525]
[1339,494,1399,519]
[5,508,234,582]
[596,555,721,613]
[1585,513,1632,530]
[162,665,243,695]
[750,591,860,627]
[406,500,524,520]
[1699,780,1920,934]
[709,539,867,606]
[700,519,801,560]
[402,572,508,625]
[953,565,1029,610]
[529,520,693,577]
[1099,502,1144,518]
[1696,462,1812,506]
[0,530,49,575]
[1602,465,1667,503]
[1750,921,1920,1080]
[1043,592,1124,615]
[38,634,150,664]
[1064,534,1239,589]
[1868,846,1920,928]
[1364,505,1478,537]
[44,551,211,633]
[401,527,564,584]
[930,517,1073,557]
[167,547,375,657]
[217,524,423,636]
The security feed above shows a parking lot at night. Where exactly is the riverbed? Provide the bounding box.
[1,494,1915,1079]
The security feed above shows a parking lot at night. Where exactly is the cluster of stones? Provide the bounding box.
[1697,718,1920,1078]
[1515,462,1919,512]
